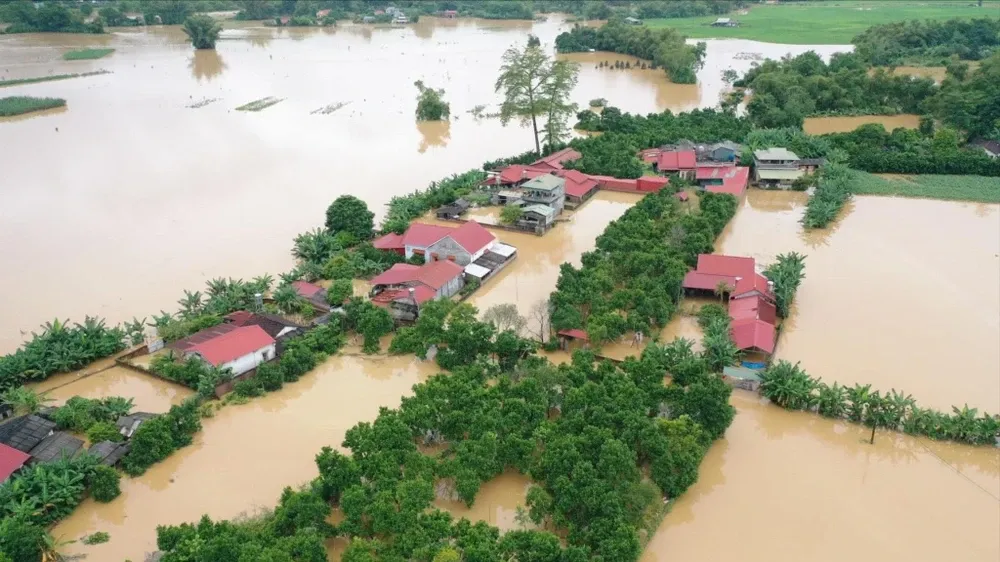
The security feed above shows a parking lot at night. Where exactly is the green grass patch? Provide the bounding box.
[0,96,66,117]
[645,1,1000,44]
[849,170,1000,203]
[235,96,284,112]
[0,70,110,88]
[63,48,115,60]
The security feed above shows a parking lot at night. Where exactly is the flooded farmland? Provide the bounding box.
[803,113,921,134]
[643,392,1000,562]
[0,17,848,354]
[51,354,438,559]
[716,190,1000,413]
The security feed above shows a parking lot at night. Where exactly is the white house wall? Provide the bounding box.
[220,343,276,377]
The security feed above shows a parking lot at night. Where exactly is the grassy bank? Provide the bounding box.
[850,170,1000,203]
[0,96,66,117]
[63,48,115,60]
[0,70,109,88]
[645,1,999,44]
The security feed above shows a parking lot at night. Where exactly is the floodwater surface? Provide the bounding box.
[33,365,192,413]
[0,19,849,354]
[642,392,1000,562]
[803,113,921,134]
[716,190,1000,413]
[52,354,437,560]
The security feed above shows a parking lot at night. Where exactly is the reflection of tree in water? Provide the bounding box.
[416,120,450,153]
[189,49,227,81]
[248,32,272,49]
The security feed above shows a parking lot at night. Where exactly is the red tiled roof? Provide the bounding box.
[696,254,756,279]
[657,150,696,171]
[316,9,331,17]
[373,232,405,251]
[733,273,775,301]
[682,271,738,291]
[292,281,324,298]
[414,260,464,289]
[370,261,463,291]
[402,223,454,248]
[447,221,496,254]
[728,295,777,324]
[488,165,549,185]
[705,166,750,196]
[169,322,239,352]
[187,325,275,366]
[558,328,589,340]
[371,285,437,306]
[532,147,582,170]
[593,175,638,191]
[696,164,736,180]
[224,311,254,326]
[371,263,421,286]
[637,176,670,192]
[558,169,599,198]
[0,442,30,483]
[675,191,690,202]
[730,319,776,354]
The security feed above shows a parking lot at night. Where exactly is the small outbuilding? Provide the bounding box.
[435,198,470,220]
[28,432,84,464]
[0,414,55,453]
[711,17,739,27]
[88,440,131,467]
[117,412,158,439]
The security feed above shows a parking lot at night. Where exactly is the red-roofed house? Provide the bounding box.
[656,150,697,179]
[531,147,582,171]
[730,318,776,355]
[699,165,750,197]
[555,169,600,205]
[185,325,276,376]
[592,175,639,192]
[427,221,496,265]
[732,273,775,302]
[316,9,331,18]
[372,222,455,260]
[682,254,756,295]
[292,280,325,300]
[484,165,550,187]
[0,442,30,483]
[169,322,239,353]
[681,271,738,292]
[370,260,465,306]
[443,9,458,17]
[728,295,777,324]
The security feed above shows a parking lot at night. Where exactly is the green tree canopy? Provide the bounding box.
[182,15,223,50]
[325,195,375,241]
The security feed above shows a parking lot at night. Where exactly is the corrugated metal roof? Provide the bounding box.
[292,281,325,298]
[491,243,517,258]
[696,254,756,278]
[447,221,496,254]
[558,328,588,340]
[521,204,557,218]
[755,168,804,181]
[522,174,565,192]
[730,319,776,354]
[464,263,491,279]
[682,271,738,291]
[169,322,238,353]
[754,148,799,161]
[532,147,581,170]
[187,325,275,366]
[0,415,55,453]
[28,432,84,463]
[0,442,30,482]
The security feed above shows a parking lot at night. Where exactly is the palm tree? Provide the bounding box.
[101,396,134,420]
[714,280,733,303]
[272,284,302,315]
[149,311,173,330]
[863,392,896,444]
[949,404,980,443]
[205,277,230,298]
[39,531,75,562]
[177,290,203,319]
[182,14,223,50]
[760,360,815,410]
[884,388,915,429]
[250,274,274,295]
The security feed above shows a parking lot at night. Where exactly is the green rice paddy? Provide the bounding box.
[62,48,115,61]
[0,96,66,117]
[645,2,1000,44]
[849,170,1000,203]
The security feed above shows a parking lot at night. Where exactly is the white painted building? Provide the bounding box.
[185,325,276,377]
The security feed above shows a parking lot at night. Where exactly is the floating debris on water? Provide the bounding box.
[186,98,219,109]
[310,101,350,115]
[235,96,284,112]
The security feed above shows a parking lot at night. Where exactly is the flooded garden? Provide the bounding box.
[2,10,998,562]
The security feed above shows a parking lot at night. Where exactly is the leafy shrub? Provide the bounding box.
[88,466,121,503]
[86,421,123,444]
[82,531,111,544]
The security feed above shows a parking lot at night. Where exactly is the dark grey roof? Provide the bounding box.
[29,432,84,462]
[971,138,1000,153]
[0,415,56,452]
[117,412,157,438]
[247,313,305,339]
[88,440,131,466]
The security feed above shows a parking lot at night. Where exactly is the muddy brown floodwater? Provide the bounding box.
[803,113,921,135]
[32,364,192,413]
[0,18,847,354]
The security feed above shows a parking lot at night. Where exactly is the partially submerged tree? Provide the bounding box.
[414,80,450,121]
[495,42,580,154]
[182,14,222,50]
[482,303,526,334]
[500,205,524,225]
[325,195,374,241]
